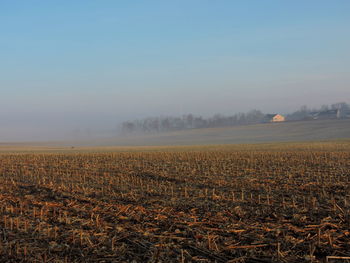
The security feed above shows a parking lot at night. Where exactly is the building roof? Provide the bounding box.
[317,109,338,116]
[265,114,278,119]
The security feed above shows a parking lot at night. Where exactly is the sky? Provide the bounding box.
[0,1,350,141]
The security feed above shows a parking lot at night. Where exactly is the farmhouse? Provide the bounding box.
[264,114,285,123]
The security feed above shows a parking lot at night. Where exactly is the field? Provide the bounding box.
[78,118,350,147]
[0,142,349,262]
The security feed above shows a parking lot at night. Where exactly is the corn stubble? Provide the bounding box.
[0,144,349,262]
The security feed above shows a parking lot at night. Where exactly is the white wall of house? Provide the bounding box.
[272,114,285,122]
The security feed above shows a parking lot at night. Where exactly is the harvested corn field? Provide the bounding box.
[0,142,350,262]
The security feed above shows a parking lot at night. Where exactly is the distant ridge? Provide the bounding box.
[65,118,350,147]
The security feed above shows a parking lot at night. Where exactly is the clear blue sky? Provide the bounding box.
[0,1,350,140]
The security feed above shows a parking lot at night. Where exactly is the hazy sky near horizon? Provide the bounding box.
[1,1,350,141]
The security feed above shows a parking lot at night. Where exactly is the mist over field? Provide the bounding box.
[1,1,350,142]
[2,3,350,262]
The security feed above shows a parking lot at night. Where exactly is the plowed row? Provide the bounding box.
[0,144,349,262]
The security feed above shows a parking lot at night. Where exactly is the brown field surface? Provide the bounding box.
[0,141,349,262]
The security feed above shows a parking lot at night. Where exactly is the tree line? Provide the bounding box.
[287,102,350,121]
[120,102,350,134]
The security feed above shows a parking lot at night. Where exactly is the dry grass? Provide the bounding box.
[0,142,349,262]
